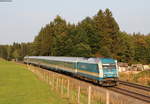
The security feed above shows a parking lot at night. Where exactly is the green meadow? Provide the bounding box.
[0,59,68,104]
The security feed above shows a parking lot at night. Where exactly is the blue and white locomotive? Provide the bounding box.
[24,56,119,86]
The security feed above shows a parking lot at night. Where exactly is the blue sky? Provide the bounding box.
[0,0,150,44]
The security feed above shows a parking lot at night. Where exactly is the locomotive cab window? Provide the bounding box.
[102,64,116,69]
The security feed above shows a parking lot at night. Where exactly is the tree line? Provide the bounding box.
[0,9,150,64]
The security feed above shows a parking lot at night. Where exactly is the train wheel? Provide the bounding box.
[115,81,119,86]
[98,81,103,86]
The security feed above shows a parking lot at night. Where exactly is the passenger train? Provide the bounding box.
[24,56,119,86]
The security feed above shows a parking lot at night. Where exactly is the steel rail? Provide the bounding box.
[119,80,150,91]
[108,87,150,103]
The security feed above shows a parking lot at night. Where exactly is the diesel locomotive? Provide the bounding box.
[24,56,119,86]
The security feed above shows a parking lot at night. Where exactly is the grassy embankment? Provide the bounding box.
[119,71,150,86]
[0,59,68,104]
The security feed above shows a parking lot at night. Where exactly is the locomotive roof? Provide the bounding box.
[24,56,115,64]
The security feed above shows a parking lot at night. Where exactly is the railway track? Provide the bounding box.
[119,80,150,91]
[108,86,150,103]
[107,80,150,103]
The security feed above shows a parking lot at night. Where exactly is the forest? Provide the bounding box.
[0,9,150,64]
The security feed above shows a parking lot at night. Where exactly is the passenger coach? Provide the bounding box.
[24,56,119,86]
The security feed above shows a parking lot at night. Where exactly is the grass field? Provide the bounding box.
[0,59,68,104]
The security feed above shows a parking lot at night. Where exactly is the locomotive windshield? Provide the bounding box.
[102,64,116,69]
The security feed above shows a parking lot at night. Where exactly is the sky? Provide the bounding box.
[0,0,150,44]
